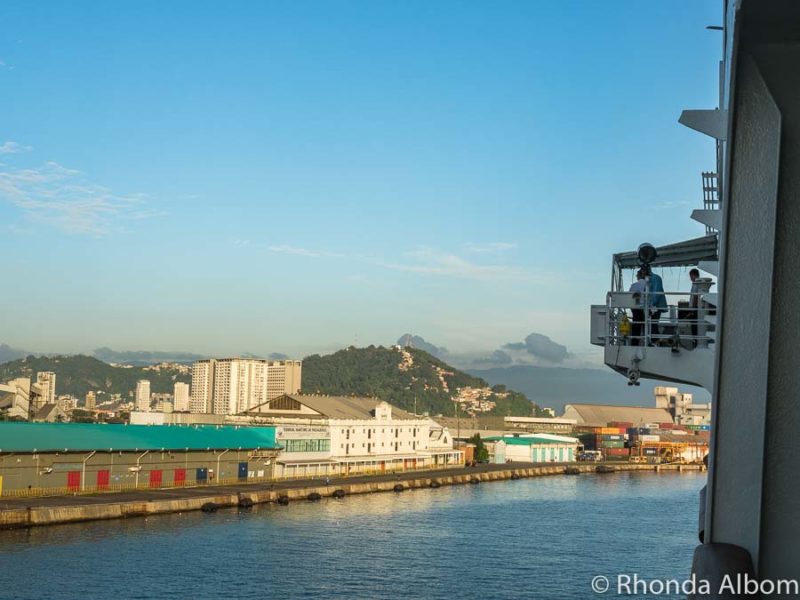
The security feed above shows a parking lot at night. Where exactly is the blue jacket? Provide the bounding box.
[648,272,668,312]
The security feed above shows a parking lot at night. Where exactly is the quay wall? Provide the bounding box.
[0,463,704,530]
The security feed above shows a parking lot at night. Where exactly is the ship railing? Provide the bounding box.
[592,291,716,349]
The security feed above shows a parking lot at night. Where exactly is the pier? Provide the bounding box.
[0,462,704,530]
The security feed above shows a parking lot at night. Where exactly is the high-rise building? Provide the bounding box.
[173,382,190,412]
[190,360,216,413]
[267,360,302,401]
[35,372,56,413]
[190,358,302,415]
[135,380,151,412]
[85,391,96,410]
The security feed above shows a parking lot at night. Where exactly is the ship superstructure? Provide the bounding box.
[591,0,800,590]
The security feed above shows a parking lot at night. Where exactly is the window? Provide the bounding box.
[283,439,331,453]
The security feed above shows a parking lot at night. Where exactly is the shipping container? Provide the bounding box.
[639,434,661,442]
[604,448,629,456]
[600,434,624,441]
[600,440,626,449]
[643,447,659,456]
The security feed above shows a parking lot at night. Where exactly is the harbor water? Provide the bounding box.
[0,471,704,600]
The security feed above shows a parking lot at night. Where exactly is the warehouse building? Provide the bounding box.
[0,423,280,497]
[562,404,673,427]
[242,394,463,477]
[485,434,580,464]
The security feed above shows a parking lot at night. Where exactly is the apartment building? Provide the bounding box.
[35,372,56,412]
[85,391,96,410]
[173,382,190,412]
[135,380,151,412]
[654,386,711,427]
[190,358,302,415]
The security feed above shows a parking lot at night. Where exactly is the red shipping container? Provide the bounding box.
[67,470,81,491]
[96,469,110,490]
[174,468,186,486]
[603,448,630,456]
[149,469,163,488]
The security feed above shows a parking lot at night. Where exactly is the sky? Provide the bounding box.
[1,1,722,364]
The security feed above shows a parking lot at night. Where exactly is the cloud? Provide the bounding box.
[0,141,31,154]
[504,332,572,363]
[0,161,158,235]
[268,245,343,258]
[463,241,516,253]
[397,334,448,359]
[381,247,530,281]
[473,349,514,367]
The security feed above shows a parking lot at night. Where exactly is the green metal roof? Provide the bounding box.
[0,422,279,453]
[483,436,576,446]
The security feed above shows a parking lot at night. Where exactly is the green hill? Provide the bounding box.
[0,355,190,402]
[301,345,545,417]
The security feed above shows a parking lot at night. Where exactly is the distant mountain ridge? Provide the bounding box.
[0,355,190,402]
[469,365,711,414]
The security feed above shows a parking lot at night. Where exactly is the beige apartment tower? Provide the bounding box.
[35,372,56,414]
[190,358,301,415]
[173,382,190,412]
[135,380,151,412]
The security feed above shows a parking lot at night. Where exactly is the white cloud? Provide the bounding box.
[463,241,517,253]
[0,141,31,154]
[0,161,157,235]
[381,247,532,281]
[268,245,343,258]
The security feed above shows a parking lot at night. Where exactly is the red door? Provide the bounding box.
[149,469,163,488]
[96,470,110,490]
[67,470,81,491]
[173,468,186,486]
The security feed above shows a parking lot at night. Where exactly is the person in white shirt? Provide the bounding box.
[629,269,647,345]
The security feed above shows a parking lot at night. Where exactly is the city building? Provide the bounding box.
[190,359,215,413]
[190,358,302,415]
[503,416,577,435]
[0,378,44,421]
[561,404,674,427]
[32,403,68,423]
[654,386,711,427]
[242,394,462,478]
[56,395,78,412]
[135,380,151,412]
[485,434,580,464]
[0,422,280,495]
[35,372,56,413]
[85,391,97,410]
[173,382,190,412]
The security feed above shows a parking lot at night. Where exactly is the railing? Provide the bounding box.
[600,291,716,349]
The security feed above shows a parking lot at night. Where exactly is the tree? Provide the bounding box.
[468,433,490,463]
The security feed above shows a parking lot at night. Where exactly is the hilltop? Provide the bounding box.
[0,355,190,403]
[301,345,545,417]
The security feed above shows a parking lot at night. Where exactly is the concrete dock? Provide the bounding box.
[0,462,705,530]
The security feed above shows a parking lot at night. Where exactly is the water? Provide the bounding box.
[0,472,704,600]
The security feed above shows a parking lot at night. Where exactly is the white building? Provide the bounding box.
[173,382,190,412]
[654,386,711,427]
[241,394,462,478]
[35,372,56,411]
[190,358,302,415]
[486,433,580,464]
[0,378,44,420]
[190,359,215,413]
[135,380,151,412]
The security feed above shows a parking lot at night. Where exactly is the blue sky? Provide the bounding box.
[1,1,721,363]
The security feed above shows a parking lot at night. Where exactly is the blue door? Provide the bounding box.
[238,462,248,481]
[196,467,208,484]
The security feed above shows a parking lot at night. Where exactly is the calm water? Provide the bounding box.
[0,472,704,600]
